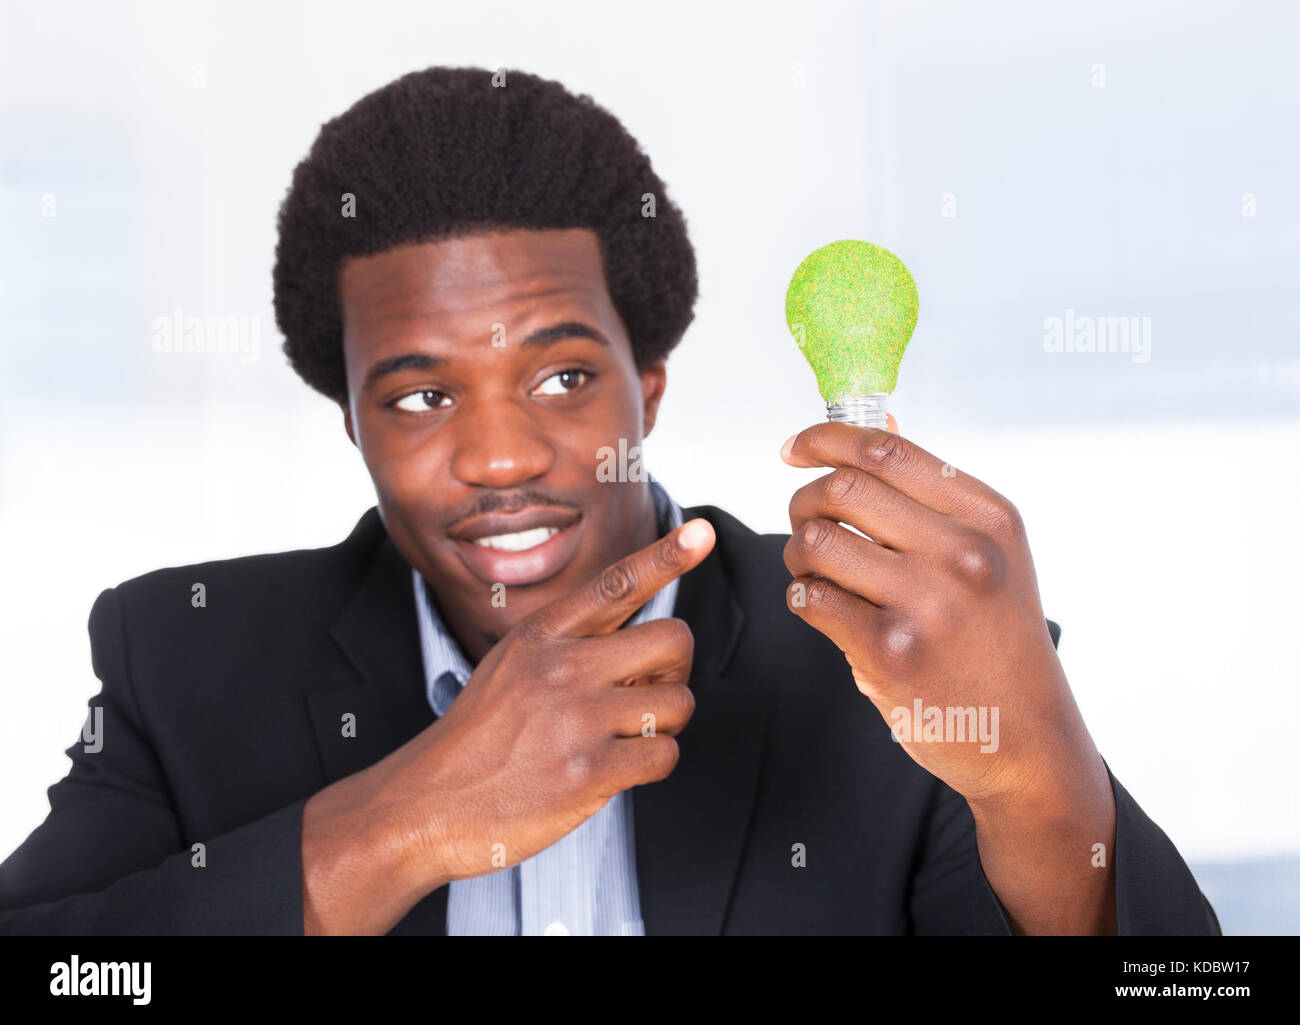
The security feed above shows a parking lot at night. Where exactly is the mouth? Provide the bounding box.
[448,507,585,587]
[470,525,563,552]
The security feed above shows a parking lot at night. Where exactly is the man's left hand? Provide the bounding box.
[780,420,1101,812]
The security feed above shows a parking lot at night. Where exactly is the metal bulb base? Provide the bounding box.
[826,393,889,429]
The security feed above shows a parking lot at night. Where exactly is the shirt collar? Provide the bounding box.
[413,475,685,716]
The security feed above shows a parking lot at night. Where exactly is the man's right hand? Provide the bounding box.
[302,515,716,934]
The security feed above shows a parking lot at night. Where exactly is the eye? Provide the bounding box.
[533,368,593,397]
[391,389,452,413]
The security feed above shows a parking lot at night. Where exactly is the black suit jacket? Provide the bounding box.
[0,504,1220,934]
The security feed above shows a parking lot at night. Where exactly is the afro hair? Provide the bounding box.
[272,66,699,404]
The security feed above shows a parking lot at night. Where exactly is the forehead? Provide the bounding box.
[338,227,621,345]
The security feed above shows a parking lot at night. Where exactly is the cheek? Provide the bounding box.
[578,373,648,454]
[359,424,447,509]
[613,367,649,433]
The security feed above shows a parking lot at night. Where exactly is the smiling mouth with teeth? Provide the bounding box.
[471,526,560,552]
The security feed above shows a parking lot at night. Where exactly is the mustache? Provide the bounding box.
[442,489,580,530]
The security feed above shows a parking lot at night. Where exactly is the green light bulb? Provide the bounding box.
[785,239,919,428]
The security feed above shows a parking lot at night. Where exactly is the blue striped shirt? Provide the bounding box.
[411,476,684,935]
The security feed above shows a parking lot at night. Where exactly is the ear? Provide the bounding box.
[640,360,667,438]
[342,402,358,447]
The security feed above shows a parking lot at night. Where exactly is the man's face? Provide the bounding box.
[339,227,667,662]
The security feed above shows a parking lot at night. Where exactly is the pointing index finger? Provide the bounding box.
[537,517,715,639]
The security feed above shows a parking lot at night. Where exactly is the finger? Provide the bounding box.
[580,617,696,690]
[533,517,715,639]
[886,413,899,434]
[786,574,891,684]
[788,464,946,552]
[601,734,681,791]
[783,517,906,607]
[599,683,696,738]
[780,422,1000,518]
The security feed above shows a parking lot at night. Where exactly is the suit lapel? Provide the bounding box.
[632,507,771,935]
[313,514,435,784]
[306,509,446,934]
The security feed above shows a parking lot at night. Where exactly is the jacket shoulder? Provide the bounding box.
[683,501,796,582]
[105,508,387,610]
[682,503,788,577]
[91,508,392,670]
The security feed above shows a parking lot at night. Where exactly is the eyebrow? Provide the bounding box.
[362,321,611,392]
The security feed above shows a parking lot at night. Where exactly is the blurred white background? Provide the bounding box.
[1,0,1296,931]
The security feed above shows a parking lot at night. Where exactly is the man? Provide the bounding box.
[0,66,1218,935]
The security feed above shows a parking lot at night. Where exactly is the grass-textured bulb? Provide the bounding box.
[785,239,919,429]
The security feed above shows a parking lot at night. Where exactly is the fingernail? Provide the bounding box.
[780,434,797,460]
[679,519,709,548]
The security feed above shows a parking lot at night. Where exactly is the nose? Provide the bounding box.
[448,392,556,490]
